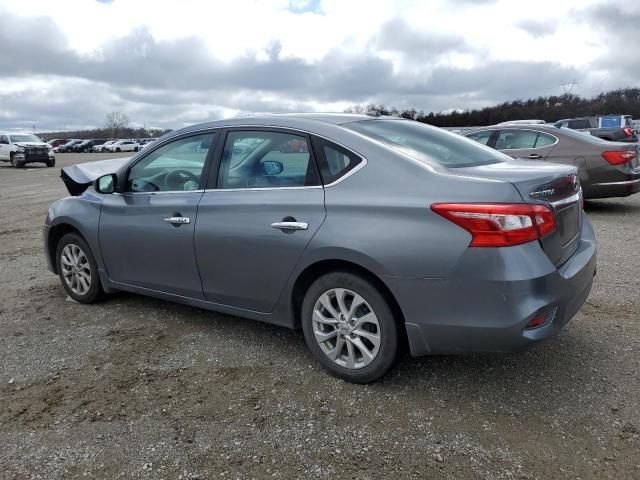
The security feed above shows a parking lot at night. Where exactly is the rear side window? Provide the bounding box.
[569,119,591,129]
[495,130,538,149]
[345,119,505,168]
[466,130,494,145]
[312,137,362,184]
[218,130,320,189]
[535,132,556,147]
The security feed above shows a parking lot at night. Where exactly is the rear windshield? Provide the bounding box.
[345,119,506,167]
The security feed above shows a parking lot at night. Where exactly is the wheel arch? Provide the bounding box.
[47,223,87,274]
[290,259,407,337]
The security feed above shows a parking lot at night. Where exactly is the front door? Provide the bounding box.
[195,129,326,312]
[99,132,216,298]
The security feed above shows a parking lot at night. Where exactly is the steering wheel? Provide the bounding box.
[165,169,200,190]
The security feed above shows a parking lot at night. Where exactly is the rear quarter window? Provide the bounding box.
[311,137,363,184]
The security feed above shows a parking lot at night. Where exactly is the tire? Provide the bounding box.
[10,153,24,168]
[55,233,104,304]
[301,271,399,383]
[115,148,121,152]
[46,158,56,168]
[134,147,139,152]
[83,148,89,153]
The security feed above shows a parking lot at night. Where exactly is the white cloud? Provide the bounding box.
[0,0,637,130]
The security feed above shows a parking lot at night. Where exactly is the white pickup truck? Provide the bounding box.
[0,133,55,168]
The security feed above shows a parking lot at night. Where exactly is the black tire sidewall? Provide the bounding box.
[301,272,398,383]
[55,233,102,303]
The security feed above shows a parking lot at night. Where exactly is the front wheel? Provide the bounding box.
[46,158,55,168]
[115,148,121,152]
[55,233,104,303]
[134,147,139,152]
[10,153,24,168]
[301,271,399,383]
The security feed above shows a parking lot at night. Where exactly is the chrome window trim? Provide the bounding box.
[494,128,559,151]
[114,189,205,196]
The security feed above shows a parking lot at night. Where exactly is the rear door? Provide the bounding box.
[495,129,557,160]
[194,128,326,312]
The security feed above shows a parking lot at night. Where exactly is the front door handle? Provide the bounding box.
[271,221,308,231]
[164,216,190,225]
[527,153,542,159]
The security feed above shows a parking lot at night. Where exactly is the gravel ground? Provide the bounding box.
[1,153,639,479]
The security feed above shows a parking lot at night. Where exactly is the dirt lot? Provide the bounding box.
[1,153,639,479]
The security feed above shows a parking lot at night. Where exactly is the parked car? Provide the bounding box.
[45,114,596,383]
[93,140,115,152]
[57,139,83,153]
[105,140,140,152]
[73,139,106,153]
[553,115,638,142]
[465,124,640,198]
[47,139,69,149]
[0,132,55,168]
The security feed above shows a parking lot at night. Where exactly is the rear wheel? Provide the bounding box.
[56,233,104,303]
[301,271,399,383]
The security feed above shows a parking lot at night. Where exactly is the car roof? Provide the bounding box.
[168,113,405,137]
[467,124,562,133]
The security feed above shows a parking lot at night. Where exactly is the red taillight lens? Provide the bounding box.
[623,127,633,137]
[431,203,556,247]
[601,150,636,166]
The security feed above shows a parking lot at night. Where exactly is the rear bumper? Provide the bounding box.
[387,215,597,356]
[586,175,640,198]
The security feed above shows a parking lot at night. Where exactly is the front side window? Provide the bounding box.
[218,131,319,189]
[345,119,506,168]
[127,133,214,192]
[466,130,494,146]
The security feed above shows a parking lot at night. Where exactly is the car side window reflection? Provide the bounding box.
[466,130,493,146]
[218,131,319,189]
[127,133,214,193]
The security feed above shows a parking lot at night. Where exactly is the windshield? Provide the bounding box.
[554,126,607,144]
[345,119,507,167]
[10,134,42,143]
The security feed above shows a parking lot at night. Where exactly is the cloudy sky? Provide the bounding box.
[1,0,638,131]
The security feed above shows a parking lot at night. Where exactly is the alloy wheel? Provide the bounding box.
[312,288,381,369]
[60,244,92,295]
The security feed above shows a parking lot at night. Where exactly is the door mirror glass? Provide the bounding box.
[96,174,116,194]
[262,160,283,176]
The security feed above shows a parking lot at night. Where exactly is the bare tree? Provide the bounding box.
[105,111,130,138]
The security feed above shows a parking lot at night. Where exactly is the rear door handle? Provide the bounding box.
[271,221,308,231]
[164,216,190,225]
[527,154,542,159]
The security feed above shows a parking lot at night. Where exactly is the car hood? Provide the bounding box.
[61,157,129,196]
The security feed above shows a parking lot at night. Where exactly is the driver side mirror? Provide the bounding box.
[262,160,283,176]
[95,173,117,194]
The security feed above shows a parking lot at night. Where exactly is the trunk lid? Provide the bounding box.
[455,159,582,267]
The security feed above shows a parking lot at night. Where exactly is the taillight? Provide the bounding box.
[431,203,556,247]
[623,127,634,137]
[601,150,636,166]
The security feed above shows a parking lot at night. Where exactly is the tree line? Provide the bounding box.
[345,88,640,127]
[39,111,171,141]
